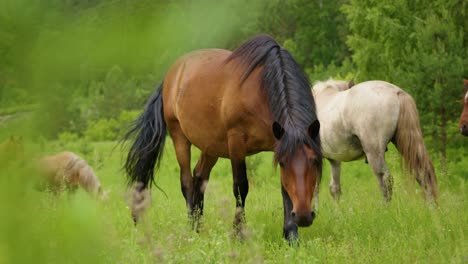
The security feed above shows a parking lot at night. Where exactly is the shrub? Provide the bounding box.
[58,131,79,146]
[84,118,120,141]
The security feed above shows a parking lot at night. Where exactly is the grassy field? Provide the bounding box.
[0,134,466,263]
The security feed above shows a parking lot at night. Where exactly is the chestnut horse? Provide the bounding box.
[124,35,322,242]
[36,151,106,200]
[459,79,468,136]
[312,79,438,204]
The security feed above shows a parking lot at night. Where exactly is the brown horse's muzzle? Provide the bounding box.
[292,210,316,227]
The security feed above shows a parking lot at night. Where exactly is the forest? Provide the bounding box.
[0,0,467,263]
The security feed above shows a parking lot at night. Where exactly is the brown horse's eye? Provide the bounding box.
[279,161,285,168]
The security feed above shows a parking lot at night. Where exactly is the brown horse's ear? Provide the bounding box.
[272,122,285,140]
[348,79,355,88]
[308,119,320,139]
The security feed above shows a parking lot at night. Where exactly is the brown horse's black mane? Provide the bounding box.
[226,34,322,165]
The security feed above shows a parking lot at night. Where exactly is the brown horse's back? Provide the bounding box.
[163,49,274,158]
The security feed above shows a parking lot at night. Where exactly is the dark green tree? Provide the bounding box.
[255,0,350,72]
[343,0,467,172]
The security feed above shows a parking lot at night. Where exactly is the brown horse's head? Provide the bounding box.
[273,120,321,227]
[460,79,468,136]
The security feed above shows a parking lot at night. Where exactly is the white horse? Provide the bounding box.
[312,79,438,204]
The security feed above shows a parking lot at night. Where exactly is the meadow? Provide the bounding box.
[0,129,466,263]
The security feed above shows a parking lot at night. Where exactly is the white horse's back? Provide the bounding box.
[313,80,401,161]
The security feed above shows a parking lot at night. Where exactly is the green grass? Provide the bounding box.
[0,139,466,263]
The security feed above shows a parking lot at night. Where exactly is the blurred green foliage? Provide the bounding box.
[0,0,264,137]
[0,162,119,263]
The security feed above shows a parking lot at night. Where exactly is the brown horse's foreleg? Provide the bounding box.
[231,159,248,235]
[192,153,218,230]
[281,186,298,243]
[228,132,249,237]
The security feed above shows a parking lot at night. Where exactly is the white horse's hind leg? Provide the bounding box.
[366,152,393,202]
[329,160,342,201]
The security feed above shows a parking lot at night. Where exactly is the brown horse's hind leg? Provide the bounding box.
[192,153,218,230]
[169,122,195,215]
[366,152,393,202]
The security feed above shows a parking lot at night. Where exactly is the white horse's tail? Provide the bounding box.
[394,91,438,201]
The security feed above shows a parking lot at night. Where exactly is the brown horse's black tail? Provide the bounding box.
[394,91,438,202]
[123,82,166,189]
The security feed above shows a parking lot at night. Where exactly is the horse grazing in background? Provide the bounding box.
[0,135,24,165]
[36,151,107,200]
[459,79,468,136]
[312,79,438,204]
[123,34,322,242]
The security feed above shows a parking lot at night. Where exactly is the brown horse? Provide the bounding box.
[459,79,468,136]
[0,135,24,165]
[124,35,322,242]
[36,151,106,200]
